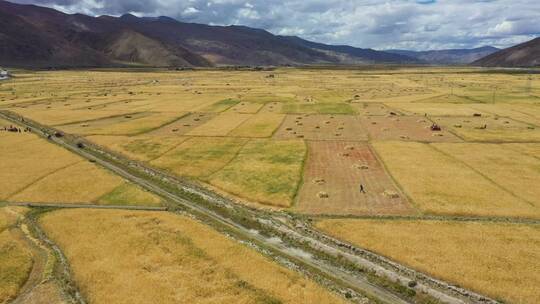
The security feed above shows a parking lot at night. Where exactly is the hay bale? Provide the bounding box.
[353,164,369,170]
[339,152,350,157]
[383,190,399,199]
[324,121,331,124]
[313,178,325,185]
[400,135,409,139]
[454,124,462,128]
[344,145,355,150]
[285,127,293,131]
[317,191,329,199]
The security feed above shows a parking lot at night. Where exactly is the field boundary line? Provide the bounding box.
[51,111,145,127]
[428,144,537,207]
[290,139,309,208]
[130,112,190,136]
[310,214,540,225]
[3,202,168,211]
[367,143,421,215]
[5,160,84,200]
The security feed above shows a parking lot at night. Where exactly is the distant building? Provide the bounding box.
[0,68,10,80]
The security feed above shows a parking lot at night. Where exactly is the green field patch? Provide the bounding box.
[151,137,248,178]
[201,98,241,112]
[97,183,163,207]
[209,139,306,207]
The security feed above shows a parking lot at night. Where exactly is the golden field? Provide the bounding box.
[2,68,539,212]
[39,209,347,304]
[0,207,33,304]
[315,219,540,304]
[372,141,539,218]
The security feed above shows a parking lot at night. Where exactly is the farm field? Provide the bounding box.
[294,141,412,215]
[1,67,539,303]
[315,219,540,304]
[0,120,162,206]
[372,141,540,218]
[39,209,347,304]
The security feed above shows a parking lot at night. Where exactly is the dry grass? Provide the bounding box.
[373,141,539,218]
[39,209,346,304]
[151,137,248,178]
[10,161,124,204]
[209,139,306,207]
[315,219,540,304]
[228,113,285,138]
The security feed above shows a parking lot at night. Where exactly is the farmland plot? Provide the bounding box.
[434,143,540,205]
[186,112,252,136]
[39,209,347,304]
[209,139,306,207]
[315,219,540,304]
[86,135,186,162]
[274,114,368,141]
[151,137,248,178]
[147,113,216,136]
[373,141,539,218]
[362,116,461,142]
[295,141,413,215]
[229,113,285,138]
[433,115,540,142]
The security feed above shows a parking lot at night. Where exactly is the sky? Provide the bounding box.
[11,0,540,51]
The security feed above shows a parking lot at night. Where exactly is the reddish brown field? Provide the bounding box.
[294,141,413,215]
[362,115,461,142]
[274,114,368,141]
[147,112,216,135]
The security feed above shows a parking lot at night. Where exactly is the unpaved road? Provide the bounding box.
[1,111,498,304]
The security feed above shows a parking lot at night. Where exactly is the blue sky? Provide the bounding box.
[12,0,540,50]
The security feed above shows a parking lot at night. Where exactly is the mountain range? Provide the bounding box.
[386,46,500,65]
[0,0,538,68]
[0,0,416,68]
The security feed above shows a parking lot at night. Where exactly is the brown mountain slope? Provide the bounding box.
[473,37,540,67]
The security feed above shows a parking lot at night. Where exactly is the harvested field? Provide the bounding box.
[39,209,347,304]
[281,103,356,114]
[354,103,399,116]
[228,113,285,138]
[315,219,540,304]
[9,161,124,204]
[147,113,216,136]
[373,141,539,218]
[391,102,489,116]
[58,112,180,136]
[434,143,540,206]
[186,112,252,136]
[87,135,186,162]
[209,139,306,207]
[362,116,461,142]
[274,114,368,141]
[295,141,413,215]
[433,115,540,142]
[258,102,283,113]
[152,137,248,178]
